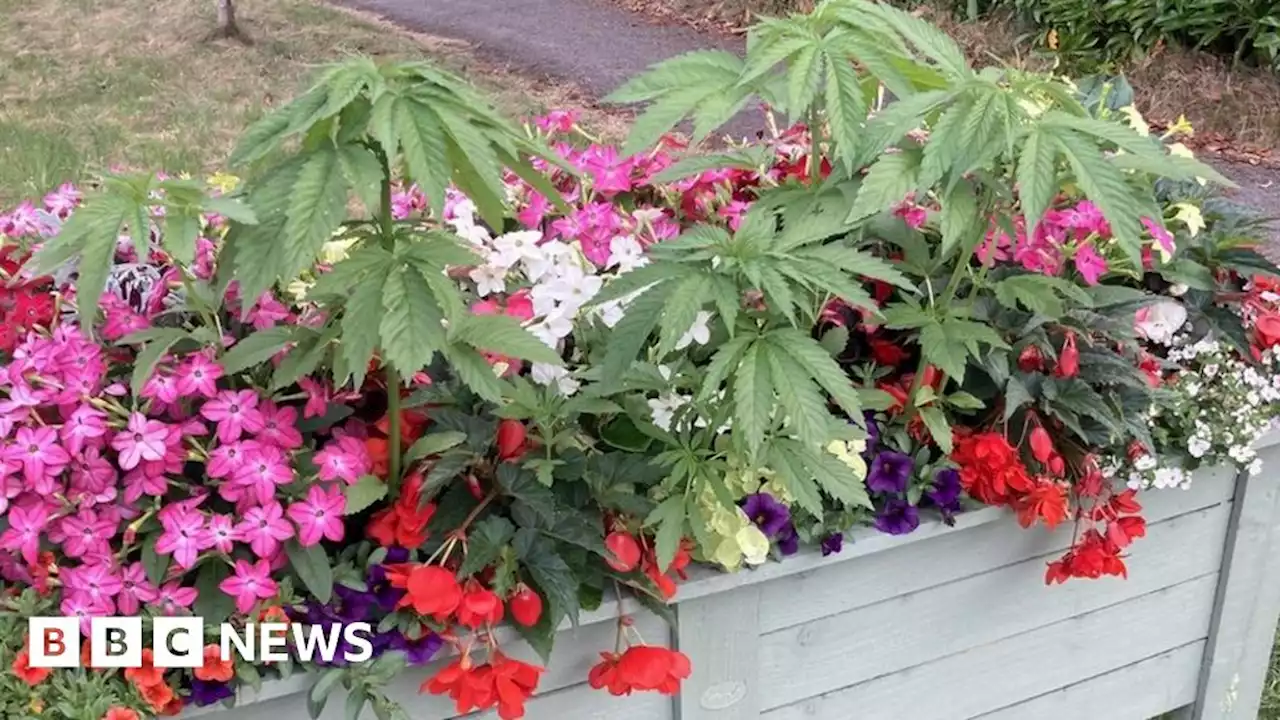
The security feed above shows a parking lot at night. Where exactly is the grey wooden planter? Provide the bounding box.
[189,434,1280,720]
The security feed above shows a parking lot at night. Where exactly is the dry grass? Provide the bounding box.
[0,0,629,206]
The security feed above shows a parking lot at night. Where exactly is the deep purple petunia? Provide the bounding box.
[392,631,445,666]
[820,533,844,556]
[862,412,880,453]
[776,523,800,556]
[740,493,791,538]
[925,468,963,522]
[866,451,914,493]
[874,499,920,535]
[189,679,235,706]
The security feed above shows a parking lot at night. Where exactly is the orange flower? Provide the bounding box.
[102,709,141,720]
[1015,479,1069,529]
[258,605,290,624]
[11,648,51,686]
[194,644,234,683]
[124,648,164,689]
[139,680,175,712]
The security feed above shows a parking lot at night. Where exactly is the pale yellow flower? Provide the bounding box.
[287,278,313,303]
[320,238,358,265]
[1163,114,1194,139]
[1120,106,1149,137]
[736,525,771,566]
[712,537,745,570]
[1172,203,1205,237]
[207,172,240,193]
[825,439,869,480]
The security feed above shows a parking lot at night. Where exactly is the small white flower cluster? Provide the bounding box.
[1110,335,1280,490]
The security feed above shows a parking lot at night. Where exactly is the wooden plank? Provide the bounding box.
[675,585,761,719]
[462,681,674,720]
[186,612,670,720]
[761,574,1217,720]
[1192,443,1280,719]
[977,642,1205,720]
[756,501,1232,710]
[759,467,1235,633]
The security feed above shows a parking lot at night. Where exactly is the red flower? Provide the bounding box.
[1045,530,1128,584]
[12,648,50,686]
[375,406,431,447]
[1017,345,1044,372]
[194,644,234,682]
[509,585,543,628]
[1256,312,1280,348]
[1053,332,1079,378]
[422,659,497,715]
[1107,515,1147,549]
[457,582,505,629]
[869,337,910,366]
[1109,489,1143,515]
[496,419,529,461]
[367,472,436,548]
[640,539,692,600]
[1028,426,1053,463]
[952,432,1033,506]
[588,646,691,696]
[1014,479,1069,529]
[366,437,390,479]
[125,648,165,688]
[604,532,641,573]
[140,681,176,713]
[392,565,462,622]
[491,653,543,719]
[1137,351,1162,386]
[102,709,141,720]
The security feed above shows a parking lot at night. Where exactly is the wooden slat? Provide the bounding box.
[978,642,1205,720]
[676,585,761,719]
[186,612,670,720]
[1193,442,1280,719]
[461,681,673,720]
[759,467,1234,633]
[756,501,1232,710]
[761,574,1217,720]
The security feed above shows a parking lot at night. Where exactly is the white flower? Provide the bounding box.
[607,235,648,273]
[1250,458,1263,476]
[528,312,574,347]
[1135,454,1157,471]
[532,266,602,315]
[1172,203,1205,237]
[468,263,507,297]
[596,300,626,328]
[491,230,544,267]
[648,393,689,431]
[674,311,714,350]
[522,240,577,282]
[1133,300,1188,345]
[1187,436,1211,458]
[530,363,580,396]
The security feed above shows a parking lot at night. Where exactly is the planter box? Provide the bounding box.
[189,435,1280,720]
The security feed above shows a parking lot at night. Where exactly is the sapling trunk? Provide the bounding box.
[212,0,252,44]
[377,157,404,496]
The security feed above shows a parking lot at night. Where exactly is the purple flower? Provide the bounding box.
[189,679,235,706]
[740,493,791,537]
[392,631,444,666]
[874,499,920,535]
[867,451,913,493]
[776,523,799,556]
[862,412,880,452]
[820,533,844,556]
[925,468,963,522]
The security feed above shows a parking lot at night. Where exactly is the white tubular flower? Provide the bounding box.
[522,240,574,282]
[1133,300,1188,345]
[608,235,648,273]
[468,263,507,297]
[596,300,626,328]
[674,311,714,350]
[530,363,580,396]
[492,230,544,267]
[537,267,602,314]
[528,311,574,348]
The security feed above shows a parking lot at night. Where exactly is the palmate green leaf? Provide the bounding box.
[443,345,509,403]
[1003,375,1033,422]
[697,334,755,403]
[796,441,874,510]
[796,244,916,290]
[1017,128,1057,240]
[272,327,336,391]
[380,265,445,375]
[393,97,452,219]
[656,274,711,355]
[823,51,867,169]
[919,320,967,382]
[435,104,507,226]
[764,341,829,445]
[847,152,920,222]
[458,516,515,578]
[853,88,955,169]
[766,440,825,517]
[229,86,327,167]
[770,329,863,418]
[652,146,773,184]
[162,210,201,266]
[786,258,879,314]
[756,264,801,326]
[734,341,775,452]
[918,93,972,189]
[344,475,388,516]
[404,431,468,463]
[221,326,299,376]
[283,144,349,283]
[453,313,562,365]
[27,192,133,329]
[1051,129,1145,265]
[787,44,823,119]
[337,143,385,213]
[340,275,385,388]
[607,49,744,103]
[225,156,306,304]
[870,2,970,78]
[995,274,1065,317]
[644,495,687,575]
[740,33,811,86]
[601,287,668,387]
[939,179,981,259]
[623,85,713,157]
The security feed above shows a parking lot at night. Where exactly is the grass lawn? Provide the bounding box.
[0,0,627,206]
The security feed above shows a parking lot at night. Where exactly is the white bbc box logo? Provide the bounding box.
[29,616,206,668]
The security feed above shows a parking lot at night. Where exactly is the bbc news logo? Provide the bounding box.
[28,617,374,668]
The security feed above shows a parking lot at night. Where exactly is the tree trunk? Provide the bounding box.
[212,0,252,44]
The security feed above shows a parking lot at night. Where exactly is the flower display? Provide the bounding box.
[0,4,1277,718]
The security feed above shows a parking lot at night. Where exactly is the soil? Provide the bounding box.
[332,0,1280,245]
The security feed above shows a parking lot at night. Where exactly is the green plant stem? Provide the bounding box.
[808,106,822,185]
[905,257,972,422]
[387,364,402,495]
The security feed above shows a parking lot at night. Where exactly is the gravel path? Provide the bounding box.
[339,0,1278,242]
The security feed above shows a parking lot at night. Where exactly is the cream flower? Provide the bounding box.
[736,525,771,566]
[1120,106,1149,137]
[1171,203,1205,237]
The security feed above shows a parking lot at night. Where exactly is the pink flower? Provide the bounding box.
[246,292,290,330]
[582,146,636,197]
[255,402,303,450]
[5,426,70,493]
[298,378,332,419]
[155,581,197,615]
[58,509,116,559]
[43,183,81,218]
[287,484,346,547]
[314,435,372,485]
[140,371,181,408]
[201,389,265,443]
[1142,217,1176,260]
[0,503,49,564]
[207,514,236,554]
[235,501,294,558]
[220,559,279,614]
[116,562,159,616]
[892,197,928,229]
[62,562,121,611]
[175,353,223,398]
[60,592,111,634]
[233,444,295,504]
[154,506,210,570]
[208,440,254,480]
[61,405,107,454]
[1073,242,1108,285]
[517,191,551,229]
[534,109,578,134]
[112,413,171,470]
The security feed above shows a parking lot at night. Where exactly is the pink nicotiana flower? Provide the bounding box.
[154,506,210,570]
[314,435,372,485]
[5,426,70,493]
[220,558,280,614]
[1073,243,1109,285]
[246,292,290,330]
[61,405,108,454]
[201,389,265,443]
[286,484,346,547]
[0,503,50,564]
[62,562,122,613]
[155,581,198,615]
[235,501,294,558]
[112,412,171,470]
[175,353,224,398]
[256,402,303,449]
[116,562,160,616]
[207,514,236,554]
[58,509,116,559]
[233,444,295,504]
